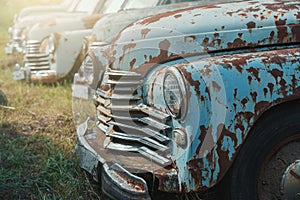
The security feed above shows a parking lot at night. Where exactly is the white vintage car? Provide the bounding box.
[5,0,98,54]
[13,0,78,23]
[14,0,200,83]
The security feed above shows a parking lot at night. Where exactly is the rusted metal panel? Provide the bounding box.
[90,1,218,44]
[74,0,300,196]
[107,1,300,73]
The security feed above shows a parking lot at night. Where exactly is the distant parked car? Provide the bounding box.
[12,0,124,83]
[74,0,300,199]
[13,0,200,83]
[13,0,79,23]
[5,0,97,54]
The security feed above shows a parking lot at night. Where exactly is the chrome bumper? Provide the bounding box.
[5,42,23,55]
[75,120,151,200]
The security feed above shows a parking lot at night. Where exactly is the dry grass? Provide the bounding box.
[0,0,101,199]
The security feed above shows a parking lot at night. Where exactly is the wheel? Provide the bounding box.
[0,90,8,106]
[219,102,300,200]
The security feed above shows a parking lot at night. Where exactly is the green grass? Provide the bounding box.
[0,1,101,199]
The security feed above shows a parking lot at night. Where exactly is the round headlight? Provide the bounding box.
[163,67,187,120]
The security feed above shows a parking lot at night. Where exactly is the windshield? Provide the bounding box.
[74,0,99,13]
[101,0,126,14]
[123,0,161,9]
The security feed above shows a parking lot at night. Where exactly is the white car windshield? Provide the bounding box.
[101,0,126,14]
[74,0,99,13]
[123,0,161,9]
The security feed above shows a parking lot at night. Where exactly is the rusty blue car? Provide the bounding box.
[73,0,300,199]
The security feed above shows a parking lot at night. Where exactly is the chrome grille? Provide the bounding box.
[95,69,172,165]
[24,40,50,72]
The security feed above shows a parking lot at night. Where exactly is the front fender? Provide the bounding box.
[145,46,300,191]
[50,29,92,78]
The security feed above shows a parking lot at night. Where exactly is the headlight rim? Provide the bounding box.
[48,34,56,54]
[163,67,188,121]
[79,53,105,89]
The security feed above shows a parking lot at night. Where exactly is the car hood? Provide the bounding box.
[26,14,106,41]
[106,0,300,73]
[91,1,212,43]
[13,12,87,30]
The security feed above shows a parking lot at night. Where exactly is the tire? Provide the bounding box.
[219,101,300,200]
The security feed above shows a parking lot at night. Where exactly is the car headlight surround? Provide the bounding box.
[80,55,95,86]
[163,67,188,120]
[48,35,55,54]
[82,37,89,57]
[40,37,49,54]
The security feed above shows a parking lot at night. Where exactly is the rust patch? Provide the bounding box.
[275,19,288,43]
[122,43,137,53]
[269,31,275,43]
[238,13,248,18]
[254,101,270,115]
[179,65,200,97]
[199,65,212,77]
[289,24,300,42]
[202,37,210,46]
[227,38,246,49]
[250,92,257,102]
[138,4,221,25]
[263,88,268,97]
[119,43,137,64]
[201,5,220,9]
[270,69,284,83]
[39,19,56,28]
[212,81,221,92]
[246,67,260,82]
[264,2,300,12]
[248,76,252,84]
[174,14,182,18]
[130,59,136,70]
[114,170,146,192]
[227,9,243,17]
[241,98,248,106]
[246,21,256,33]
[82,14,104,29]
[268,83,274,96]
[234,88,238,99]
[141,28,151,38]
[245,7,260,12]
[184,35,196,43]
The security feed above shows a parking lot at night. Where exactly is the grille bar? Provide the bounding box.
[24,40,51,72]
[110,132,169,152]
[104,139,171,166]
[96,69,172,165]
